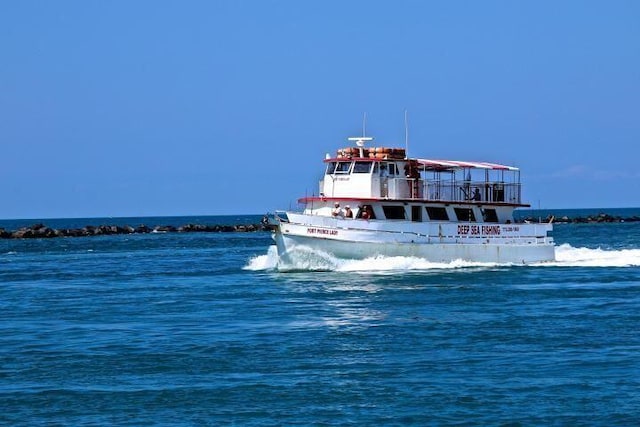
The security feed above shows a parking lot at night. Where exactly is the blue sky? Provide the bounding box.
[1,1,638,218]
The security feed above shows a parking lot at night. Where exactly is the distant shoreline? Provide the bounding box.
[519,213,640,224]
[0,222,270,239]
[1,207,639,224]
[1,211,639,240]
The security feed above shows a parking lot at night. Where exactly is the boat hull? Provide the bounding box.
[272,214,555,267]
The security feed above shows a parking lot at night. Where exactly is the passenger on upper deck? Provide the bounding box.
[404,161,421,198]
[472,188,481,201]
[404,162,420,181]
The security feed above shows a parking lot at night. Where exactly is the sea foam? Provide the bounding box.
[245,244,640,272]
[244,245,279,271]
[543,243,640,267]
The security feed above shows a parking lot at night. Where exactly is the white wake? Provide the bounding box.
[244,245,280,270]
[538,243,640,267]
[245,244,640,272]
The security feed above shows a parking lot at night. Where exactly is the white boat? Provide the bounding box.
[272,135,554,267]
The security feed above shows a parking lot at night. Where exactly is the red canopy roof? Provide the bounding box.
[415,159,519,171]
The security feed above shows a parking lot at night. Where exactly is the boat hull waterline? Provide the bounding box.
[274,215,554,266]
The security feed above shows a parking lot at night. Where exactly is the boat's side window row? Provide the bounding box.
[378,205,500,223]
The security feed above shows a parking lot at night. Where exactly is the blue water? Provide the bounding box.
[1,209,639,425]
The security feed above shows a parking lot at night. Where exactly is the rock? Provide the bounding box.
[178,224,207,232]
[136,225,151,233]
[38,227,57,238]
[11,228,33,238]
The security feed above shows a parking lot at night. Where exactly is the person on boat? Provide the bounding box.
[359,205,373,220]
[332,202,343,217]
[472,188,481,201]
[344,205,353,218]
[360,207,369,220]
[404,161,421,198]
[367,205,375,219]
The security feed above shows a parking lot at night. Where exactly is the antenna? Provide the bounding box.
[362,112,367,137]
[404,110,409,158]
[538,199,541,223]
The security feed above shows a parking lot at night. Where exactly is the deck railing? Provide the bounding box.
[389,178,522,204]
[319,176,523,204]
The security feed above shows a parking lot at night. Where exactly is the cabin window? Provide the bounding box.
[482,209,499,223]
[454,207,476,222]
[426,207,449,221]
[353,161,372,173]
[335,161,352,174]
[382,205,406,220]
[326,162,337,175]
[411,206,422,222]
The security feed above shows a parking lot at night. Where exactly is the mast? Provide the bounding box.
[362,112,367,137]
[404,110,409,159]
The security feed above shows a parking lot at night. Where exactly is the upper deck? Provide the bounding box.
[319,143,525,206]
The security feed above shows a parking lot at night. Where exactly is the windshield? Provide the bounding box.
[334,162,351,174]
[353,161,372,173]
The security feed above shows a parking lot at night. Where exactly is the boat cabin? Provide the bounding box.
[321,148,521,204]
[302,137,526,225]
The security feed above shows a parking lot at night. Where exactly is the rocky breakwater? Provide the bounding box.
[0,222,268,239]
[518,213,640,224]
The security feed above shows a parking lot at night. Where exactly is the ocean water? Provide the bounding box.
[1,209,639,425]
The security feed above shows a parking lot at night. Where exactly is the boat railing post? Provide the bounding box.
[388,178,396,199]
